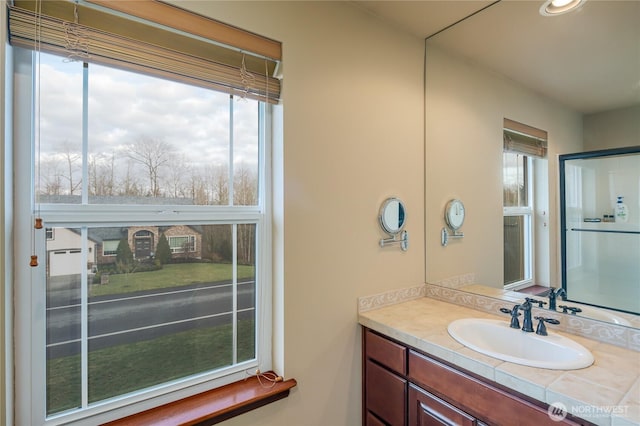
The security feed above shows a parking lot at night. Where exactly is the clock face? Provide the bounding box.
[445,199,465,230]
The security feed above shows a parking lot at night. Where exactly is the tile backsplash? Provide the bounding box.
[357,283,639,351]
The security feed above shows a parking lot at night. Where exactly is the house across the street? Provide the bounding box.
[46,225,203,278]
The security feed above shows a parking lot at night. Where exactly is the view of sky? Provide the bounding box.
[36,51,259,199]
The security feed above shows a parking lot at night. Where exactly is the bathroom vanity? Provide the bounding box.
[359,296,639,426]
[364,328,583,425]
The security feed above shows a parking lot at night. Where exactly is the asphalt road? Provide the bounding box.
[46,280,256,359]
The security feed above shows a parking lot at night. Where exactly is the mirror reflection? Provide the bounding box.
[560,147,640,315]
[424,0,640,328]
[379,197,406,235]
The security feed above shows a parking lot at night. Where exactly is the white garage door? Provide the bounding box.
[49,249,83,277]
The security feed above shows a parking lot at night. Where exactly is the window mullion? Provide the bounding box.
[232,224,238,365]
[228,95,234,206]
[82,63,89,205]
[81,227,89,408]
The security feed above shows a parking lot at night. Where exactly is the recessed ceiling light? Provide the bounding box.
[540,0,586,16]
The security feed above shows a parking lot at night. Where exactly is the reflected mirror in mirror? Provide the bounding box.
[379,197,406,235]
[445,199,465,231]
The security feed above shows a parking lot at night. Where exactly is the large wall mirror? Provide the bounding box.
[424,1,639,329]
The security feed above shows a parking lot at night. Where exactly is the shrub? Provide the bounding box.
[155,233,171,265]
[116,238,134,270]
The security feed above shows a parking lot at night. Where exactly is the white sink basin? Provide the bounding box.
[447,318,594,370]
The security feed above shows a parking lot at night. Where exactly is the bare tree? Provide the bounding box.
[89,152,116,196]
[192,177,209,205]
[208,164,229,205]
[127,136,173,197]
[234,164,257,265]
[119,159,143,197]
[39,158,63,196]
[59,141,82,195]
[164,153,191,199]
[234,163,257,206]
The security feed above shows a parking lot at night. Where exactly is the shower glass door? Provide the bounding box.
[560,146,640,315]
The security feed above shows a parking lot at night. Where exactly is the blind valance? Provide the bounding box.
[7,0,281,103]
[503,118,548,158]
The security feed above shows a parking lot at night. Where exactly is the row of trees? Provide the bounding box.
[39,136,259,206]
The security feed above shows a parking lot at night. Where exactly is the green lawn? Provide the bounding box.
[47,319,255,414]
[91,263,255,297]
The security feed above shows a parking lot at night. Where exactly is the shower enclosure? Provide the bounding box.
[560,146,640,315]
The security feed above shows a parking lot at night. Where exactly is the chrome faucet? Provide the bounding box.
[546,287,567,310]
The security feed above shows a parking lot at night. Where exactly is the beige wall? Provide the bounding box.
[583,105,640,151]
[5,1,629,425]
[0,1,425,424]
[424,46,584,288]
[164,2,426,425]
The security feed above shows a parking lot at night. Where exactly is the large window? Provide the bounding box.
[13,49,271,425]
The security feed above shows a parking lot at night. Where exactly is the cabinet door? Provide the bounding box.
[365,329,407,375]
[408,384,475,426]
[366,411,387,426]
[366,359,407,426]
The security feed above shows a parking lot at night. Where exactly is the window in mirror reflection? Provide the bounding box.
[503,152,532,287]
[503,152,529,207]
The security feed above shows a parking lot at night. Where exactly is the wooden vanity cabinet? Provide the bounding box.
[364,328,407,425]
[408,383,475,426]
[363,327,586,426]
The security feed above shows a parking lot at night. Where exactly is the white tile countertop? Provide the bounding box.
[358,296,640,426]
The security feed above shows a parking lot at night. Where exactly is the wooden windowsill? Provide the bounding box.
[103,373,297,426]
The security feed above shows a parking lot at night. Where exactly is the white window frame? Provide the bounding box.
[503,154,535,290]
[101,240,119,257]
[168,235,196,254]
[11,47,273,426]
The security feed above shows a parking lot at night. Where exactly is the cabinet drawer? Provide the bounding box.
[366,359,407,426]
[408,384,475,426]
[408,350,582,426]
[365,329,407,375]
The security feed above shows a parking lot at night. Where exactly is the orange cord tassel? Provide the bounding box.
[30,255,38,267]
[35,218,43,229]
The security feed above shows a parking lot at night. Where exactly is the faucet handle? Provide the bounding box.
[558,305,582,315]
[524,297,547,308]
[526,298,546,308]
[534,316,560,336]
[499,306,521,329]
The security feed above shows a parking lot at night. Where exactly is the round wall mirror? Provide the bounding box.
[445,199,465,231]
[379,197,406,235]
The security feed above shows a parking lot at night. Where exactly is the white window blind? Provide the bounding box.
[102,240,119,255]
[7,0,281,103]
[503,118,548,158]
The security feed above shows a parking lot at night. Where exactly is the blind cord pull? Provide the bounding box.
[239,53,255,99]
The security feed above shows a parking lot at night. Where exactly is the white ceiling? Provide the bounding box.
[354,0,640,114]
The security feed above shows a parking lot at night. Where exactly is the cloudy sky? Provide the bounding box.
[37,51,259,196]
